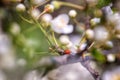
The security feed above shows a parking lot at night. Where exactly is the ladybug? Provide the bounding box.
[64,49,71,54]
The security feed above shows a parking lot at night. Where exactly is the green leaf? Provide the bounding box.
[96,0,112,8]
[91,48,106,63]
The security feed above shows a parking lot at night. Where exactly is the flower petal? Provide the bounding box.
[51,25,63,33]
[62,25,74,34]
[55,14,69,24]
[50,14,71,34]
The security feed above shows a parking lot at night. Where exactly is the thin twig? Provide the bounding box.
[57,1,85,10]
[77,39,93,56]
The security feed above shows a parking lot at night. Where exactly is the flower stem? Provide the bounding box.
[73,19,80,25]
[37,10,46,20]
[52,31,59,47]
[58,1,85,10]
[33,19,53,46]
[79,33,86,46]
[19,15,33,24]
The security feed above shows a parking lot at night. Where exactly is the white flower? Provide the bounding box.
[69,35,87,52]
[102,5,113,16]
[68,10,77,18]
[69,35,80,46]
[59,35,87,54]
[51,14,73,34]
[107,13,120,24]
[94,26,109,42]
[106,13,120,33]
[16,3,26,12]
[105,9,120,33]
[67,35,80,53]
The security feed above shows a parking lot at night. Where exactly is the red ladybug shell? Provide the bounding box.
[64,49,71,54]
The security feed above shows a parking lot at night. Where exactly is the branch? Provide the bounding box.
[81,61,100,80]
[35,40,100,80]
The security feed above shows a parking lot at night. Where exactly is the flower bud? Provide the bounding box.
[85,29,94,39]
[41,14,52,26]
[16,3,26,12]
[30,8,40,19]
[51,1,61,9]
[90,18,100,26]
[107,54,115,62]
[68,10,77,18]
[105,41,113,49]
[44,4,54,13]
[10,22,21,35]
[59,35,70,45]
[94,9,103,17]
